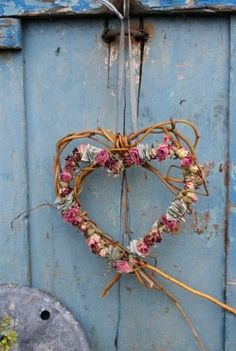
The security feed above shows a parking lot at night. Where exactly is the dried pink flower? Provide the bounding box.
[114,260,133,274]
[137,241,149,256]
[161,215,178,232]
[144,230,162,247]
[59,187,72,197]
[156,136,171,161]
[60,171,72,182]
[123,153,134,167]
[105,157,119,173]
[129,147,141,165]
[181,156,192,168]
[86,234,102,254]
[62,205,81,225]
[95,150,110,166]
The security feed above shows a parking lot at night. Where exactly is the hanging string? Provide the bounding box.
[98,0,138,132]
[127,0,138,131]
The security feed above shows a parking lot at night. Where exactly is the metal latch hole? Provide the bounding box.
[40,310,51,321]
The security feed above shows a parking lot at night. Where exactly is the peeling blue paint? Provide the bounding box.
[0,18,22,49]
[0,0,101,17]
[0,0,236,17]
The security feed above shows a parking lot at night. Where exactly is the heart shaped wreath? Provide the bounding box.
[54,120,236,318]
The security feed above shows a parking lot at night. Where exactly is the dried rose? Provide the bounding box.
[137,241,150,256]
[128,239,149,258]
[157,144,170,161]
[95,150,110,166]
[123,153,134,167]
[62,205,81,225]
[65,155,76,171]
[86,234,102,254]
[113,260,133,274]
[160,215,178,232]
[105,157,119,173]
[129,147,141,165]
[59,187,72,197]
[144,230,162,247]
[181,156,192,168]
[60,170,72,182]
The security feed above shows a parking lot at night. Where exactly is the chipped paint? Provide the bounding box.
[0,18,22,50]
[185,0,195,7]
[227,280,236,286]
[1,1,236,17]
[203,161,215,177]
[192,210,210,235]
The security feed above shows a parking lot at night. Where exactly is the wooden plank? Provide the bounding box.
[0,51,30,284]
[117,17,229,351]
[225,16,236,351]
[0,18,22,50]
[0,0,103,17]
[1,0,236,17]
[23,19,121,350]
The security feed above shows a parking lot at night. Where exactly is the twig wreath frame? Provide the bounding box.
[54,119,236,318]
[53,118,236,351]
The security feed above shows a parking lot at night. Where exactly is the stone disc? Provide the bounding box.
[0,284,90,351]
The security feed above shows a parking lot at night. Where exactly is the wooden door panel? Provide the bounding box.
[0,14,235,350]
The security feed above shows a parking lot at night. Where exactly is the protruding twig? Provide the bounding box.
[135,269,206,351]
[100,272,121,298]
[10,201,55,229]
[144,263,236,316]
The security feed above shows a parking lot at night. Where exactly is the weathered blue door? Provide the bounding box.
[0,2,236,350]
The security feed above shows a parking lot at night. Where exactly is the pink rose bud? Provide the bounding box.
[86,234,101,254]
[163,135,170,145]
[114,260,133,274]
[95,150,110,166]
[181,156,192,168]
[137,241,150,257]
[161,215,178,232]
[157,144,170,161]
[62,205,79,224]
[60,171,72,182]
[129,147,141,165]
[123,154,133,167]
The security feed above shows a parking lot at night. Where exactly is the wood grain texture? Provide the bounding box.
[1,0,236,17]
[0,50,30,284]
[0,13,234,351]
[23,19,121,351]
[0,18,22,50]
[21,16,231,350]
[225,16,236,351]
[116,17,229,351]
